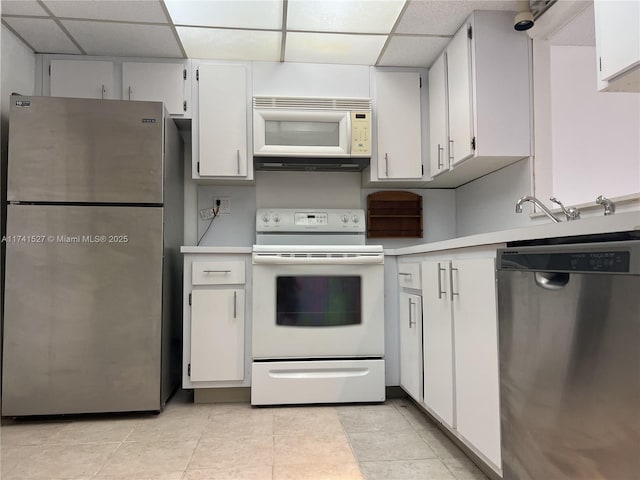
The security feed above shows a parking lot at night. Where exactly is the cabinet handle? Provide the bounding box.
[448,139,454,162]
[128,86,132,101]
[408,298,416,328]
[437,144,444,169]
[233,291,237,319]
[450,266,459,301]
[385,153,389,177]
[236,149,241,175]
[398,272,412,276]
[437,263,446,299]
[203,269,231,273]
[101,84,106,100]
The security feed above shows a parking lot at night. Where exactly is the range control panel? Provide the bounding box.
[256,208,365,233]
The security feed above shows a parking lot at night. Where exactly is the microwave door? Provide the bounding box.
[253,109,350,157]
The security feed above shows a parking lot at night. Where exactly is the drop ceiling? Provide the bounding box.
[2,0,522,68]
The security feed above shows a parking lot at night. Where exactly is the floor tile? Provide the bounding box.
[0,420,70,446]
[338,404,414,433]
[442,457,489,479]
[274,432,356,465]
[47,418,138,444]
[127,415,206,442]
[360,459,456,480]
[349,431,437,462]
[274,461,363,480]
[97,440,197,476]
[95,473,184,480]
[9,442,119,478]
[201,410,274,439]
[184,465,273,480]
[0,445,25,476]
[418,429,468,459]
[392,399,442,432]
[274,407,343,435]
[188,435,274,469]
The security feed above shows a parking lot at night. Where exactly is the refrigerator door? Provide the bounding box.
[2,204,164,415]
[7,96,164,204]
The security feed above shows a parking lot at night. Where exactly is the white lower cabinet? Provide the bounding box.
[183,254,250,389]
[420,253,501,471]
[399,291,422,402]
[191,289,244,381]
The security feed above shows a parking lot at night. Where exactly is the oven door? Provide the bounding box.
[253,109,350,157]
[252,252,384,359]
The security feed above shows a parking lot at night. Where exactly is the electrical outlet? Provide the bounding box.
[213,197,231,214]
[199,207,215,220]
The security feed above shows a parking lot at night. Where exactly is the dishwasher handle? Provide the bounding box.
[534,271,570,290]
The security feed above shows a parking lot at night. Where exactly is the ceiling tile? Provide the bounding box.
[177,27,281,61]
[285,32,386,65]
[1,0,48,16]
[165,0,282,30]
[395,0,518,35]
[378,35,449,67]
[549,4,595,46]
[61,20,182,57]
[3,17,81,54]
[43,0,168,23]
[287,0,405,34]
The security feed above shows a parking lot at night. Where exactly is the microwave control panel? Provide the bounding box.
[351,111,371,157]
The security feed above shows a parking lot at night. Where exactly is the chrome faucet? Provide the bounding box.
[550,196,581,221]
[596,195,616,215]
[515,196,561,223]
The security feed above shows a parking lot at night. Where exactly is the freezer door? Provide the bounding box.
[7,95,164,204]
[2,204,164,415]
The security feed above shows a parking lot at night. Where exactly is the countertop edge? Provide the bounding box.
[180,246,253,254]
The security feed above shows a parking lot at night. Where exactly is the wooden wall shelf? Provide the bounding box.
[367,191,423,238]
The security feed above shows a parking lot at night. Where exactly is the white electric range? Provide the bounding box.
[251,208,385,405]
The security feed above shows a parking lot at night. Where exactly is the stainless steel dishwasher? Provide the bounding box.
[497,240,640,480]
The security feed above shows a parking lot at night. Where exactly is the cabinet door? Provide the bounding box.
[594,0,640,82]
[197,64,248,177]
[447,23,474,166]
[451,258,501,467]
[428,53,449,177]
[421,260,455,428]
[399,291,422,401]
[191,289,245,382]
[122,62,186,115]
[376,71,423,179]
[50,60,115,99]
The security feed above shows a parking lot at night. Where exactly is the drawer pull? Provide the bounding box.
[203,269,231,274]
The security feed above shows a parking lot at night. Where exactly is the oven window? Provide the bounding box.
[276,276,361,326]
[265,121,339,147]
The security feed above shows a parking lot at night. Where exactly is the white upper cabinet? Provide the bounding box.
[122,62,188,116]
[428,53,449,178]
[427,11,532,187]
[374,70,424,180]
[446,24,474,167]
[193,63,252,180]
[594,0,640,91]
[50,60,115,100]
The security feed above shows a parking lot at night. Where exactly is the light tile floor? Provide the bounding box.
[0,391,489,480]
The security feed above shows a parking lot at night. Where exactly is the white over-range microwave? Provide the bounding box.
[252,96,371,170]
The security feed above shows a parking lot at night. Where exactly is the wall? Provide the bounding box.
[533,39,640,208]
[455,158,533,237]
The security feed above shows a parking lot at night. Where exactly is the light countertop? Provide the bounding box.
[181,211,640,256]
[387,211,640,256]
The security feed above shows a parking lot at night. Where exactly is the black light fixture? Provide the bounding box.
[514,0,535,31]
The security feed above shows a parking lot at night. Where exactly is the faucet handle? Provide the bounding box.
[596,195,616,215]
[550,196,581,221]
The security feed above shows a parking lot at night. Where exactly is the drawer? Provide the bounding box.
[398,262,421,289]
[192,261,245,285]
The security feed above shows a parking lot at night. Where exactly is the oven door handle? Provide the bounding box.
[252,254,384,265]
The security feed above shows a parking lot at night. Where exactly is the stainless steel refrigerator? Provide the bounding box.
[2,95,183,416]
